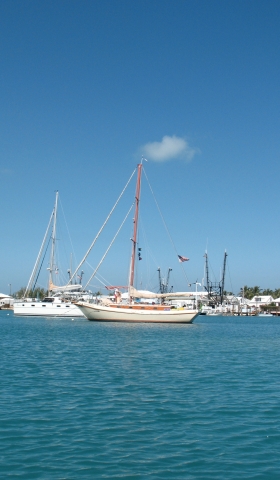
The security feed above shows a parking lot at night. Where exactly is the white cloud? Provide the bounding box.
[142,135,199,162]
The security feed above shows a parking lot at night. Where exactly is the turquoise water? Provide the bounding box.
[1,311,280,479]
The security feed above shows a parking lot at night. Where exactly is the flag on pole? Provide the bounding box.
[178,255,189,263]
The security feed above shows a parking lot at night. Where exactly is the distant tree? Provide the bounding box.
[14,287,48,299]
[238,285,250,298]
[251,286,263,297]
[239,286,262,300]
[14,287,26,298]
[262,288,274,296]
[223,290,233,296]
[273,288,280,299]
[232,286,280,300]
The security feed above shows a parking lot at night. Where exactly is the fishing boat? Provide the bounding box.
[76,163,199,323]
[14,192,85,318]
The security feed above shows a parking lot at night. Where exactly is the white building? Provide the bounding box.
[249,295,274,308]
[273,297,280,306]
[0,293,14,308]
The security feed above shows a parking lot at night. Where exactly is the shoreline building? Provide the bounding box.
[0,293,14,309]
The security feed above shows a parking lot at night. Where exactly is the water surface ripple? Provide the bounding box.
[1,312,280,479]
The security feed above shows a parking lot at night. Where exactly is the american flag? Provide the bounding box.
[178,255,189,263]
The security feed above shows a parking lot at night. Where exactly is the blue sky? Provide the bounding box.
[1,0,280,296]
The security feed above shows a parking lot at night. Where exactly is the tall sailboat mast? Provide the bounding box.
[75,161,199,323]
[49,191,59,293]
[129,163,143,289]
[204,251,210,297]
[220,250,228,305]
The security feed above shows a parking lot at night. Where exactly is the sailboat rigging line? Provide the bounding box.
[58,196,78,269]
[49,191,59,292]
[208,257,217,282]
[84,261,112,288]
[24,207,55,297]
[143,167,179,256]
[32,235,52,292]
[138,214,157,286]
[86,261,112,287]
[86,284,105,291]
[83,202,134,290]
[180,263,190,286]
[227,259,234,295]
[93,276,107,289]
[142,167,190,285]
[67,167,136,286]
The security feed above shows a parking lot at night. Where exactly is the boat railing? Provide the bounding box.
[14,298,42,303]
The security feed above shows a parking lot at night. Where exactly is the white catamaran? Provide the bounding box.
[14,192,85,318]
[76,163,199,323]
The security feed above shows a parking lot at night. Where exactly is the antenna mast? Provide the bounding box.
[158,268,163,293]
[204,252,210,295]
[49,191,58,294]
[158,267,172,294]
[129,163,143,289]
[204,250,228,305]
[166,268,172,293]
[220,251,228,304]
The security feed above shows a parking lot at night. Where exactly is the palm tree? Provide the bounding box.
[273,288,280,299]
[251,286,262,297]
[239,285,251,299]
[14,287,48,299]
[239,286,262,300]
[263,288,274,296]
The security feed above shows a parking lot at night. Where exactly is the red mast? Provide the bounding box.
[129,163,143,288]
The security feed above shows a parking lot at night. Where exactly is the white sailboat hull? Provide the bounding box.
[14,301,85,317]
[76,302,199,323]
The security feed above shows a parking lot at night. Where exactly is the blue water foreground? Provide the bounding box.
[1,310,280,479]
